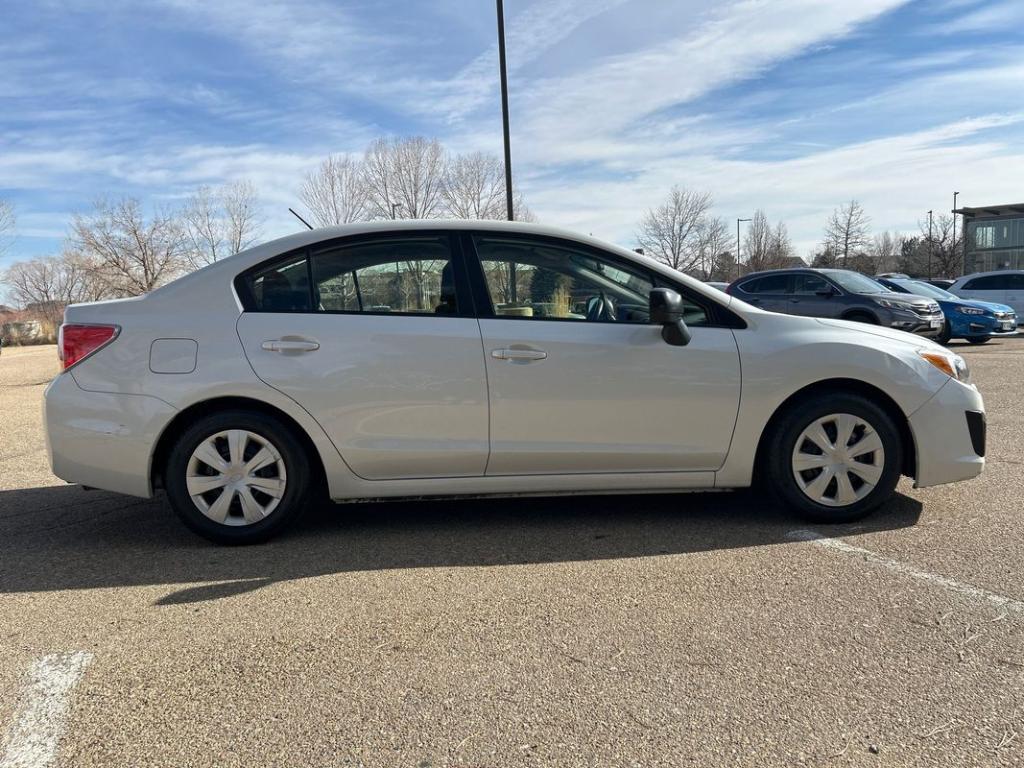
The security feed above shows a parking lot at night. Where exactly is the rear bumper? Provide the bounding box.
[43,373,176,498]
[908,378,985,488]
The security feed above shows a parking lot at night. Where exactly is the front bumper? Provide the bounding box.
[43,372,177,498]
[949,313,1019,339]
[908,378,985,488]
[888,308,944,337]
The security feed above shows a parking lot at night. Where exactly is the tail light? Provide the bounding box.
[59,324,119,370]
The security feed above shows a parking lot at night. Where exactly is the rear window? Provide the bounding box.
[739,274,789,294]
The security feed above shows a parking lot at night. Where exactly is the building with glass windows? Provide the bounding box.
[954,203,1024,274]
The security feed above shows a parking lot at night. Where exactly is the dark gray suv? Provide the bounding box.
[726,268,945,337]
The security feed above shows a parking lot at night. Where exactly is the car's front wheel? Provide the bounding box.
[165,410,311,544]
[765,393,903,524]
[966,336,990,345]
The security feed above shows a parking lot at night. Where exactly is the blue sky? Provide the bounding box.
[2,0,1024,271]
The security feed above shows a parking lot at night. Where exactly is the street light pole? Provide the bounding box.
[952,191,959,273]
[927,209,933,279]
[736,218,751,278]
[496,0,515,222]
[391,202,402,220]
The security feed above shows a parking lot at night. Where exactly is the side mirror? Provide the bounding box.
[649,288,691,347]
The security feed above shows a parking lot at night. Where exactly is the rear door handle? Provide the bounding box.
[261,339,320,353]
[491,348,547,361]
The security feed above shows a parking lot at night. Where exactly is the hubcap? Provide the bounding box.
[791,413,885,507]
[186,429,287,526]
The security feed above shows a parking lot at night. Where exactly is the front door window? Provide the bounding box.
[472,236,709,326]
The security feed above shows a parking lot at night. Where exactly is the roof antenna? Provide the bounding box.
[288,207,314,230]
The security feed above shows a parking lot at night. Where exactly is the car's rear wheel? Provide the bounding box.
[765,393,903,524]
[966,336,990,345]
[165,410,311,544]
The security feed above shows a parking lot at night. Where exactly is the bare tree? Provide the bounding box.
[636,187,714,272]
[742,211,797,272]
[442,152,505,219]
[299,155,368,226]
[743,210,774,271]
[895,215,960,277]
[73,198,186,296]
[770,221,796,266]
[692,216,731,279]
[3,252,106,326]
[183,181,262,269]
[363,137,447,220]
[824,200,871,267]
[870,231,901,273]
[0,200,13,256]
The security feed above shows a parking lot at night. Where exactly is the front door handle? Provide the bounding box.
[261,339,320,353]
[491,348,547,362]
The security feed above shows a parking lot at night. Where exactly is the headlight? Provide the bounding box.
[873,297,905,309]
[956,306,985,315]
[919,350,971,382]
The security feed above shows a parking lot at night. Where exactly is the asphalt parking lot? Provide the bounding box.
[1,341,1023,767]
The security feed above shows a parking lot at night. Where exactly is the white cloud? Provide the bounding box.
[525,114,1024,253]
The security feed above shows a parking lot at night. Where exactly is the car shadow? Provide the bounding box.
[0,484,922,605]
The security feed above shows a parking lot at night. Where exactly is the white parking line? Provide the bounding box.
[788,529,1024,614]
[0,652,93,768]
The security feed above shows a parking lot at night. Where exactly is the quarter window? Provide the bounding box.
[246,256,313,312]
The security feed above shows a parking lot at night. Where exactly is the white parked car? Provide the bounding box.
[45,221,985,544]
[949,270,1024,320]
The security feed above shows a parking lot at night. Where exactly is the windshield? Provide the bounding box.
[826,271,889,294]
[893,279,956,301]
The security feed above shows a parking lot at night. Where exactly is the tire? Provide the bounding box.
[765,393,903,524]
[936,320,952,345]
[843,312,878,325]
[165,410,311,544]
[966,336,990,345]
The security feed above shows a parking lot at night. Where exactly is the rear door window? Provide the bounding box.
[241,236,462,315]
[739,274,790,294]
[311,237,458,315]
[963,274,1010,291]
[792,274,831,294]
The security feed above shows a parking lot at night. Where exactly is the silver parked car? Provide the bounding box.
[45,221,983,544]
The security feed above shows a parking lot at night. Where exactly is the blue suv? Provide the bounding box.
[876,277,1018,345]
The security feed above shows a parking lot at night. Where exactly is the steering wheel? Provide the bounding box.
[585,293,617,322]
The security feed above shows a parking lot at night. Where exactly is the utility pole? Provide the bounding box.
[927,209,934,279]
[496,0,515,221]
[736,218,751,278]
[391,202,402,220]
